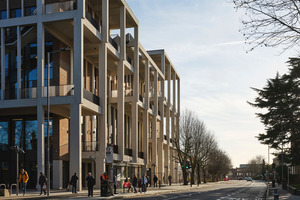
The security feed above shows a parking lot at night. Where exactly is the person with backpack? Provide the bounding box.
[19,168,29,196]
[86,172,95,197]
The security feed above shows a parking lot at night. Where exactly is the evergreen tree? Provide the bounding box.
[248,58,300,165]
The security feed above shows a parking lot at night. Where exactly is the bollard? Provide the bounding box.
[274,194,279,200]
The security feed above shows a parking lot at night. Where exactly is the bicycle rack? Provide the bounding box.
[0,184,6,189]
[10,184,17,196]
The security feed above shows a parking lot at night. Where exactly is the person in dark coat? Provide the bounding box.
[38,172,47,195]
[153,175,158,188]
[70,173,79,193]
[86,172,95,197]
[132,175,137,193]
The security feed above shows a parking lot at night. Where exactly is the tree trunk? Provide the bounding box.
[191,167,195,184]
[197,164,201,185]
[202,167,206,183]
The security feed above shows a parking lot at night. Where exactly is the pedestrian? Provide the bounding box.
[153,175,158,188]
[132,175,137,193]
[138,178,142,193]
[100,172,108,184]
[19,168,29,196]
[70,172,78,193]
[113,175,117,194]
[142,173,148,193]
[86,172,95,197]
[168,175,172,186]
[38,172,47,195]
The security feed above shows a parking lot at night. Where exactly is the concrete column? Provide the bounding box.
[69,103,82,191]
[21,0,24,17]
[17,26,21,99]
[53,160,63,189]
[37,22,45,99]
[77,0,85,18]
[177,79,180,139]
[1,28,5,100]
[172,71,176,180]
[131,26,139,162]
[37,106,45,178]
[6,0,9,19]
[102,0,109,43]
[120,6,126,61]
[97,41,107,188]
[151,71,158,179]
[142,59,149,174]
[36,0,45,15]
[73,18,83,103]
[117,5,126,160]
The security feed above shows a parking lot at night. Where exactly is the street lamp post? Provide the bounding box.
[46,47,70,196]
[10,145,25,196]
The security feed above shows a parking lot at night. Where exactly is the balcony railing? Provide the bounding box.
[109,36,119,51]
[110,89,133,98]
[164,135,167,141]
[139,95,144,102]
[82,141,98,151]
[21,87,37,99]
[45,0,77,14]
[125,148,132,157]
[138,151,144,159]
[83,88,100,105]
[85,11,100,31]
[44,84,74,97]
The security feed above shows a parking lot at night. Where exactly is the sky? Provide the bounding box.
[126,0,296,168]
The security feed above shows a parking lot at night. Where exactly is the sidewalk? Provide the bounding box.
[2,182,223,200]
[267,184,299,200]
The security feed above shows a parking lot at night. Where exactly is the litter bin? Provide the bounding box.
[274,194,279,200]
[101,181,112,197]
[272,180,275,188]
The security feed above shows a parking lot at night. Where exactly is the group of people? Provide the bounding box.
[121,173,149,194]
[16,169,172,197]
[17,168,48,196]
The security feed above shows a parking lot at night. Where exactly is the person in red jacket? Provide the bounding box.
[19,168,29,196]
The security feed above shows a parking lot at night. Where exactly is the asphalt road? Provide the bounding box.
[126,180,267,200]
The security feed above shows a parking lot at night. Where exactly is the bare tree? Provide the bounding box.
[233,0,300,52]
[247,155,265,178]
[173,109,198,185]
[208,149,233,181]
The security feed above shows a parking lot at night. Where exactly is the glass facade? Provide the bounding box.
[21,25,37,99]
[5,27,18,100]
[0,117,53,188]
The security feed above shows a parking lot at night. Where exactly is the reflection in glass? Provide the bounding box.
[0,122,9,151]
[14,120,23,149]
[25,120,37,150]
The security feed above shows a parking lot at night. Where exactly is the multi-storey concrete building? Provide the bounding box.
[0,0,180,190]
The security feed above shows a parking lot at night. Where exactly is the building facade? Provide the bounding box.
[0,0,180,190]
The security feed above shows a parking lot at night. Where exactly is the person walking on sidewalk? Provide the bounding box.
[132,175,137,193]
[141,174,148,193]
[19,168,29,196]
[70,172,78,193]
[153,175,158,188]
[168,175,172,186]
[86,172,95,197]
[38,172,47,195]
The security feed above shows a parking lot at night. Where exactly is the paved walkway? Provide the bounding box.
[1,182,221,199]
[267,184,299,200]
